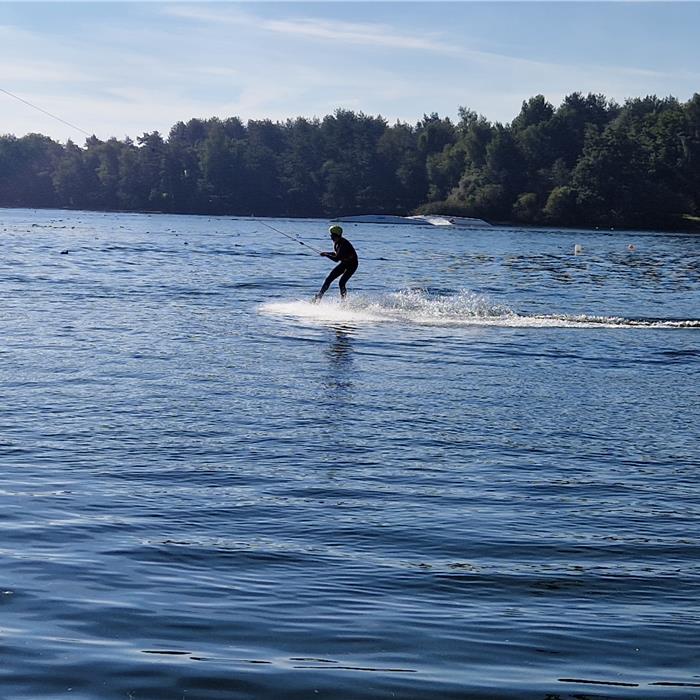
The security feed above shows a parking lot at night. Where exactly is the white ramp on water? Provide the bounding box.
[260,290,700,330]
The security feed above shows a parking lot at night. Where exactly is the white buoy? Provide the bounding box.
[574,244,583,255]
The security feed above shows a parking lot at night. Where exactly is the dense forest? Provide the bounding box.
[2,92,700,229]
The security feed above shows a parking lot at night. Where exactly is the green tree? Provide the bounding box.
[320,109,388,215]
[0,133,62,207]
[512,192,540,223]
[199,124,241,213]
[377,122,427,214]
[52,139,96,208]
[551,93,618,168]
[116,139,145,210]
[417,113,456,157]
[280,117,325,217]
[543,186,578,225]
[573,123,687,227]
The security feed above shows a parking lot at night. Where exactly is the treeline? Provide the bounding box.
[2,92,700,228]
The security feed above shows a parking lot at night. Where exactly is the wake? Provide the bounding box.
[260,289,700,329]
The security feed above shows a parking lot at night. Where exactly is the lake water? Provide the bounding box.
[1,208,699,699]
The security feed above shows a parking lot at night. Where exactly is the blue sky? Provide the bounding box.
[1,1,699,142]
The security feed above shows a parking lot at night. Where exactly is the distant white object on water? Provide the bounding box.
[574,244,583,255]
[406,215,491,229]
[628,244,636,251]
[333,214,424,226]
[332,214,491,228]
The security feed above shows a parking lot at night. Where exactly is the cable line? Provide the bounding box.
[257,220,322,255]
[2,88,327,258]
[0,86,91,137]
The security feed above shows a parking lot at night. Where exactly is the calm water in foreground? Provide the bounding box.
[1,208,699,699]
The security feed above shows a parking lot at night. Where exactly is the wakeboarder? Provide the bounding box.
[314,225,358,302]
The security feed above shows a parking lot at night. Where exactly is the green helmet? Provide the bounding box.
[329,225,343,237]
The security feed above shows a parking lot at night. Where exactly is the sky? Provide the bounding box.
[1,1,699,143]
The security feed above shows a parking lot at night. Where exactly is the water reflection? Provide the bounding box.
[323,326,355,391]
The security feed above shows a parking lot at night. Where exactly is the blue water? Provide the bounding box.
[1,208,699,699]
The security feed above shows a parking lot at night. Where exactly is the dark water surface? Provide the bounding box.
[1,208,699,699]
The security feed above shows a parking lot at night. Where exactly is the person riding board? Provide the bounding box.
[314,225,358,302]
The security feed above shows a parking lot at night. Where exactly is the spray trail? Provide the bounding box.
[261,289,700,329]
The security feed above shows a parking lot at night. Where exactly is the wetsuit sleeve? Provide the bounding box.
[325,241,342,262]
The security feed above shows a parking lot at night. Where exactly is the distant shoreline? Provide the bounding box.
[2,205,699,234]
[3,96,699,233]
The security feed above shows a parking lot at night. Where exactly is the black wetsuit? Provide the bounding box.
[317,237,358,299]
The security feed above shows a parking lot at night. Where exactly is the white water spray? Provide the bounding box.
[261,289,700,330]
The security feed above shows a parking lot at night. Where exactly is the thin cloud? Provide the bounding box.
[263,17,457,54]
[198,66,242,79]
[0,59,90,84]
[165,5,461,55]
[163,5,672,84]
[4,3,697,143]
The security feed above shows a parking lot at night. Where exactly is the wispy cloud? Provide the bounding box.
[0,58,90,84]
[3,3,698,142]
[263,17,456,53]
[165,5,460,55]
[163,5,674,84]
